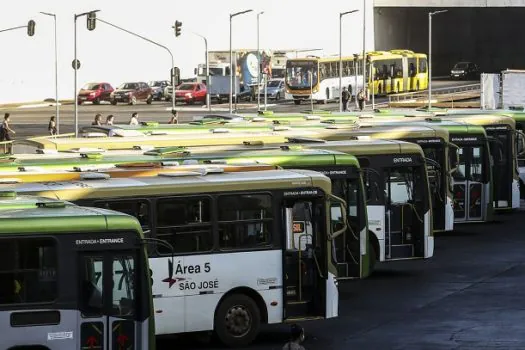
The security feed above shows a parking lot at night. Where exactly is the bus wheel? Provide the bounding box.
[396,83,400,93]
[416,81,420,91]
[215,293,261,347]
[294,100,301,105]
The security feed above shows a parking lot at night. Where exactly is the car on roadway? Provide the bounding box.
[110,82,153,105]
[169,82,207,105]
[77,82,114,105]
[258,78,285,101]
[149,80,171,101]
[450,62,480,80]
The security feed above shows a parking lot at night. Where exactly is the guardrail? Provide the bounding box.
[388,83,481,104]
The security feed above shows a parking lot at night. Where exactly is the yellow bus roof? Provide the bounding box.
[6,169,333,201]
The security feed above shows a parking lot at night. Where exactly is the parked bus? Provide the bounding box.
[7,169,345,347]
[320,125,455,232]
[363,119,494,223]
[0,193,156,349]
[363,114,520,211]
[0,148,371,280]
[284,139,433,263]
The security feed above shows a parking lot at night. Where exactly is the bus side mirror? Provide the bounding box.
[328,194,347,240]
[448,143,460,173]
[194,68,197,75]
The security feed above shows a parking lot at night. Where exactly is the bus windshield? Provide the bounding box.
[286,60,318,89]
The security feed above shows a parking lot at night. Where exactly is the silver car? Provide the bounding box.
[259,79,285,101]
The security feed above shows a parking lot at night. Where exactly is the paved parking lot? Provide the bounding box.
[160,209,525,349]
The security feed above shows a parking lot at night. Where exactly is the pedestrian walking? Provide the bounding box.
[357,89,366,111]
[341,87,350,112]
[282,324,306,350]
[1,113,15,154]
[48,116,57,136]
[92,113,102,126]
[129,112,139,126]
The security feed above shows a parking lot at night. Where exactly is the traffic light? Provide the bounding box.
[171,67,180,86]
[27,20,35,37]
[174,21,182,37]
[87,11,97,31]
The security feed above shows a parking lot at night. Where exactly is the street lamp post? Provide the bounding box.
[339,9,358,112]
[192,32,210,111]
[229,9,253,114]
[40,12,59,134]
[74,9,100,138]
[362,0,366,105]
[257,11,264,112]
[428,9,448,109]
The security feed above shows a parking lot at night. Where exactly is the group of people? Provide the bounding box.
[341,87,367,112]
[90,110,179,128]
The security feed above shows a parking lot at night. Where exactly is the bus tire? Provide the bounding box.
[214,293,261,347]
[294,100,301,105]
[416,81,420,91]
[396,83,400,93]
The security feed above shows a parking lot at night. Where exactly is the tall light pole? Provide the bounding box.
[193,32,210,111]
[74,9,100,138]
[40,12,59,134]
[339,9,358,112]
[229,9,253,113]
[428,9,448,109]
[362,0,366,103]
[256,11,264,112]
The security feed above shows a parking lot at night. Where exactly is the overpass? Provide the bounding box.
[373,0,525,76]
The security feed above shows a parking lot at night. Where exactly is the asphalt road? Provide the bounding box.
[159,208,525,349]
[2,80,477,138]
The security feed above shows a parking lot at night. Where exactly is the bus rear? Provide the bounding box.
[0,194,155,350]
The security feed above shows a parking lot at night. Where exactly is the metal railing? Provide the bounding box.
[388,83,481,104]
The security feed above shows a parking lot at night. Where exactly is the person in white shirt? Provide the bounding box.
[129,112,139,126]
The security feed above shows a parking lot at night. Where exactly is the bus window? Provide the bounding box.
[96,200,151,230]
[80,256,103,317]
[0,238,57,305]
[387,169,419,205]
[218,194,273,249]
[470,147,483,182]
[454,148,467,181]
[419,59,428,74]
[111,256,135,317]
[156,197,213,254]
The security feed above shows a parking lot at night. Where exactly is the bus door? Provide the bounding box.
[487,131,512,209]
[383,164,426,260]
[401,56,409,92]
[282,192,326,320]
[452,145,485,222]
[78,246,148,350]
[421,146,446,232]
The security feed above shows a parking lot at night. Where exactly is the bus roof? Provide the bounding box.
[436,114,516,128]
[359,118,488,136]
[19,129,330,151]
[0,193,141,235]
[292,139,425,157]
[6,169,333,202]
[328,124,450,142]
[0,148,358,172]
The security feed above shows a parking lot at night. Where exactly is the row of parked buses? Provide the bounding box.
[284,49,429,104]
[2,107,525,349]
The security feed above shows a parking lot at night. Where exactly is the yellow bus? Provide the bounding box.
[368,50,428,95]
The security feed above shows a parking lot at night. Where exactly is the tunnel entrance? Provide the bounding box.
[374,7,525,76]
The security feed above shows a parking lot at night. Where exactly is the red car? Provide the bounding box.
[175,83,207,105]
[77,82,114,105]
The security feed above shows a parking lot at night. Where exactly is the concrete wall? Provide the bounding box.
[374,7,525,76]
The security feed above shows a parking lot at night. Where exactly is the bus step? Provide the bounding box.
[286,300,312,318]
[336,262,348,277]
[385,231,404,245]
[388,244,414,259]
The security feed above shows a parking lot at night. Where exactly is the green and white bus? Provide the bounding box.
[365,119,494,223]
[0,193,156,349]
[7,169,345,347]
